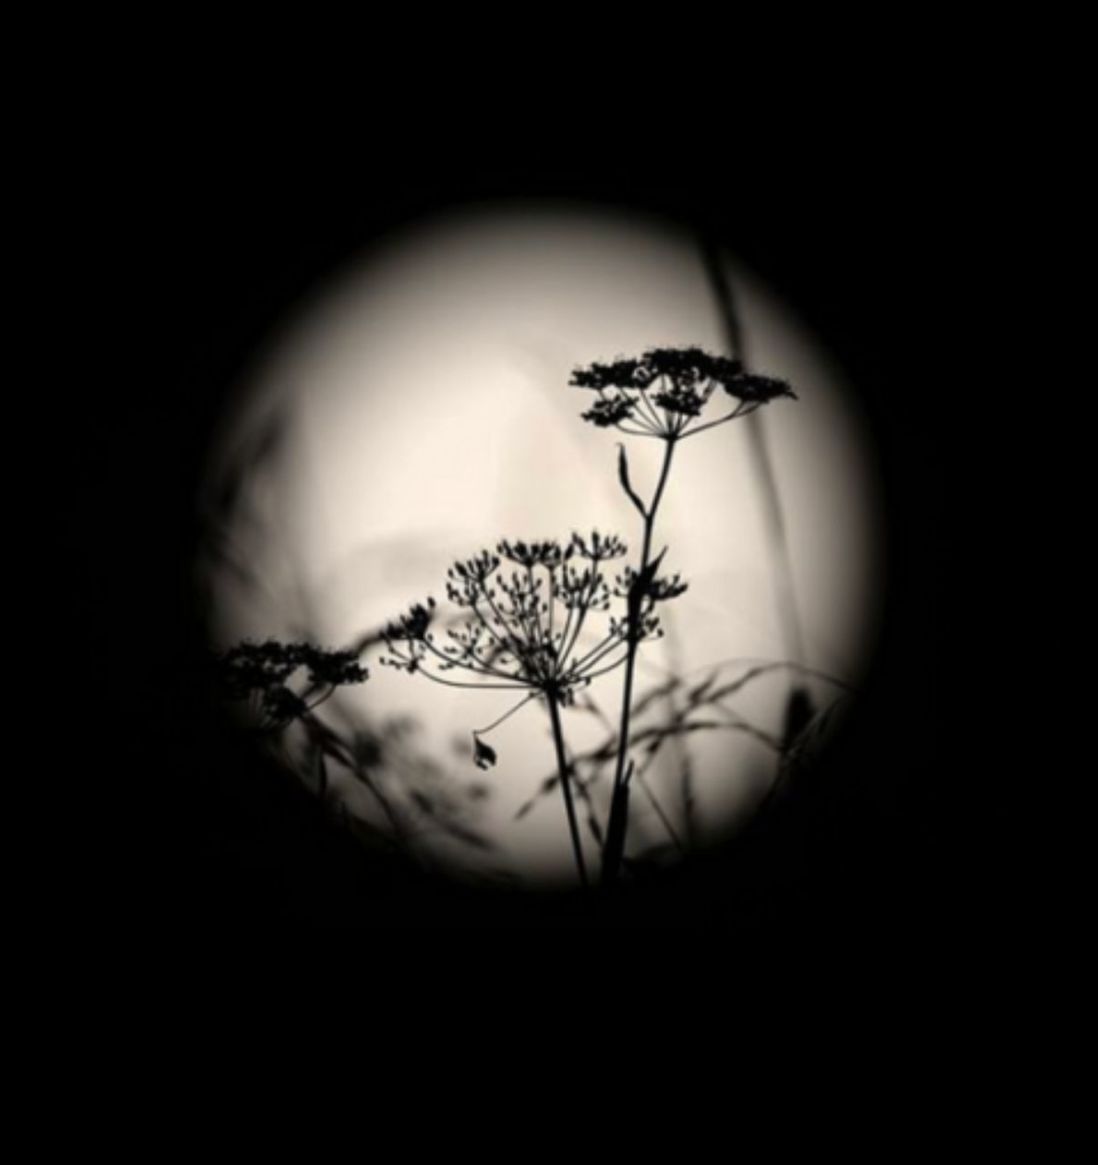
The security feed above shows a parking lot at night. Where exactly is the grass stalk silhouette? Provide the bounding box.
[698,239,815,747]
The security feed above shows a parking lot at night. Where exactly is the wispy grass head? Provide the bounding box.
[571,345,795,440]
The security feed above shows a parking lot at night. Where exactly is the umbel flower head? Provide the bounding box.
[215,640,368,728]
[380,530,686,708]
[571,345,795,439]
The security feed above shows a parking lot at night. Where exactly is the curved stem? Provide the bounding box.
[303,685,337,713]
[473,691,537,736]
[546,689,589,890]
[420,635,521,684]
[401,662,530,691]
[681,404,744,439]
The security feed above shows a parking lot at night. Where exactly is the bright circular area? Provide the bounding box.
[198,203,881,889]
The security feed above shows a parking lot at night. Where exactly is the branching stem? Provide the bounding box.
[603,435,677,884]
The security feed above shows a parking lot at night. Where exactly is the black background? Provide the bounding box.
[81,112,942,933]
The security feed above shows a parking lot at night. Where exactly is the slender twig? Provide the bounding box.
[473,692,538,736]
[547,689,589,888]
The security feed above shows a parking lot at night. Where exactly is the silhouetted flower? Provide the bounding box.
[385,600,436,644]
[569,530,627,560]
[570,357,644,390]
[215,639,368,728]
[381,530,682,708]
[613,565,689,604]
[496,539,563,569]
[570,346,795,440]
[581,395,638,427]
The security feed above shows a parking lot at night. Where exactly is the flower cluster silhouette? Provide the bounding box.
[571,345,794,440]
[213,341,800,891]
[380,531,683,704]
[216,640,367,728]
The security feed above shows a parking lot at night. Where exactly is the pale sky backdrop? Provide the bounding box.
[199,204,882,888]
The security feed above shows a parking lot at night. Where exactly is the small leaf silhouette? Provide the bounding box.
[601,766,633,885]
[617,443,647,518]
[627,547,668,629]
[473,735,498,770]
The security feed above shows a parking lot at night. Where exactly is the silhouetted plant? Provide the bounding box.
[380,531,686,888]
[208,344,815,893]
[571,346,793,441]
[216,640,368,731]
[215,637,502,867]
[518,659,853,872]
[570,346,796,884]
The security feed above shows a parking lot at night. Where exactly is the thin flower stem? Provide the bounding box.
[557,600,576,661]
[467,597,511,654]
[527,562,545,647]
[304,685,337,713]
[569,628,624,673]
[483,587,530,662]
[603,435,678,885]
[573,641,627,680]
[474,691,538,736]
[578,653,630,681]
[396,662,530,691]
[435,637,505,679]
[547,569,556,646]
[546,689,589,889]
[681,401,760,440]
[420,635,517,683]
[635,384,665,431]
[559,566,601,664]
